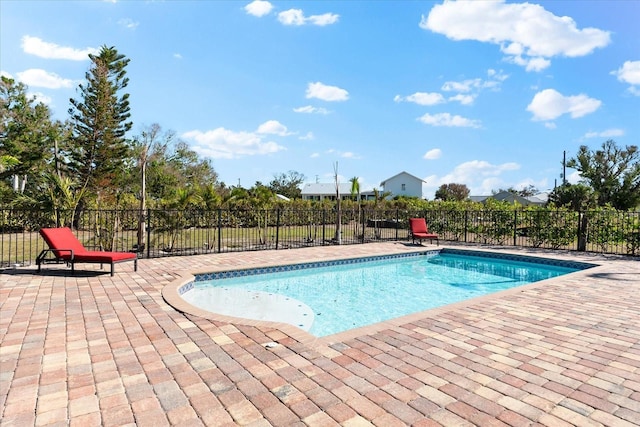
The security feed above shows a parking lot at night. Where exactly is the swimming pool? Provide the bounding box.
[179,249,595,337]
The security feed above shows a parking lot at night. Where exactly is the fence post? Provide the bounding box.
[464,210,469,242]
[322,209,326,245]
[217,209,222,253]
[577,211,587,251]
[395,209,399,241]
[513,210,518,246]
[275,208,280,250]
[145,209,151,259]
[361,208,366,243]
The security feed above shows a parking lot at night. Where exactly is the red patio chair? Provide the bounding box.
[36,227,137,276]
[409,218,439,246]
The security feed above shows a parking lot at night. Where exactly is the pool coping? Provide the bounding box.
[161,246,601,347]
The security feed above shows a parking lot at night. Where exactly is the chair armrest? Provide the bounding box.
[36,248,75,268]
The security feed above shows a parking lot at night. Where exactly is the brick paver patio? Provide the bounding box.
[1,242,639,426]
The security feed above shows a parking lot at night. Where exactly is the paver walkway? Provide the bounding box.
[1,242,639,426]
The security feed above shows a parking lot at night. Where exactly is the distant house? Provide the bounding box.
[301,183,375,201]
[380,171,425,199]
[469,191,547,206]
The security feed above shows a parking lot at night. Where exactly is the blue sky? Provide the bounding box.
[2,0,639,198]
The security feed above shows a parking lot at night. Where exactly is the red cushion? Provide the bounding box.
[409,218,429,233]
[412,232,438,238]
[72,251,137,263]
[39,227,86,258]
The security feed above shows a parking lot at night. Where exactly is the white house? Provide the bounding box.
[301,183,375,201]
[380,171,425,199]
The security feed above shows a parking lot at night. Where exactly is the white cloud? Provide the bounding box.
[423,148,442,160]
[611,60,640,95]
[448,94,475,105]
[278,9,339,26]
[21,36,98,60]
[310,152,320,158]
[278,9,305,25]
[566,171,582,184]
[182,127,285,159]
[118,18,139,29]
[173,53,183,59]
[306,82,349,102]
[398,69,506,109]
[308,13,340,26]
[325,149,359,159]
[418,113,481,128]
[583,128,625,139]
[394,92,445,106]
[244,0,273,17]
[293,105,330,114]
[16,69,75,89]
[421,1,610,72]
[425,160,521,196]
[523,57,551,72]
[487,69,509,81]
[441,79,481,93]
[29,92,53,105]
[527,89,601,121]
[299,132,314,140]
[256,120,292,136]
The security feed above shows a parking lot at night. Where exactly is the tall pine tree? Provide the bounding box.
[68,46,132,206]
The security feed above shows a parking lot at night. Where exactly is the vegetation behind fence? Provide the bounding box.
[1,207,639,268]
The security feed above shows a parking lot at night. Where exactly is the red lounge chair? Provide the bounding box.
[36,227,137,276]
[409,218,439,246]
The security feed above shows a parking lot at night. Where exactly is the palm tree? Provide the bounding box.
[249,185,275,245]
[42,172,85,228]
[350,176,362,241]
[163,188,203,251]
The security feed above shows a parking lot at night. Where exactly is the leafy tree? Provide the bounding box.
[141,130,218,205]
[0,76,66,196]
[0,155,19,173]
[268,170,305,199]
[369,187,392,239]
[435,183,470,201]
[171,141,218,187]
[67,46,133,206]
[518,185,539,197]
[492,185,538,197]
[548,183,595,210]
[249,183,275,244]
[567,140,640,210]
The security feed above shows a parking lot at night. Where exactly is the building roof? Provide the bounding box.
[301,183,353,195]
[380,171,425,186]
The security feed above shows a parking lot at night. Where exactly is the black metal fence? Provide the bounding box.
[1,207,639,268]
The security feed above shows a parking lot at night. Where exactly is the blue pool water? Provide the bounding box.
[183,251,587,337]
